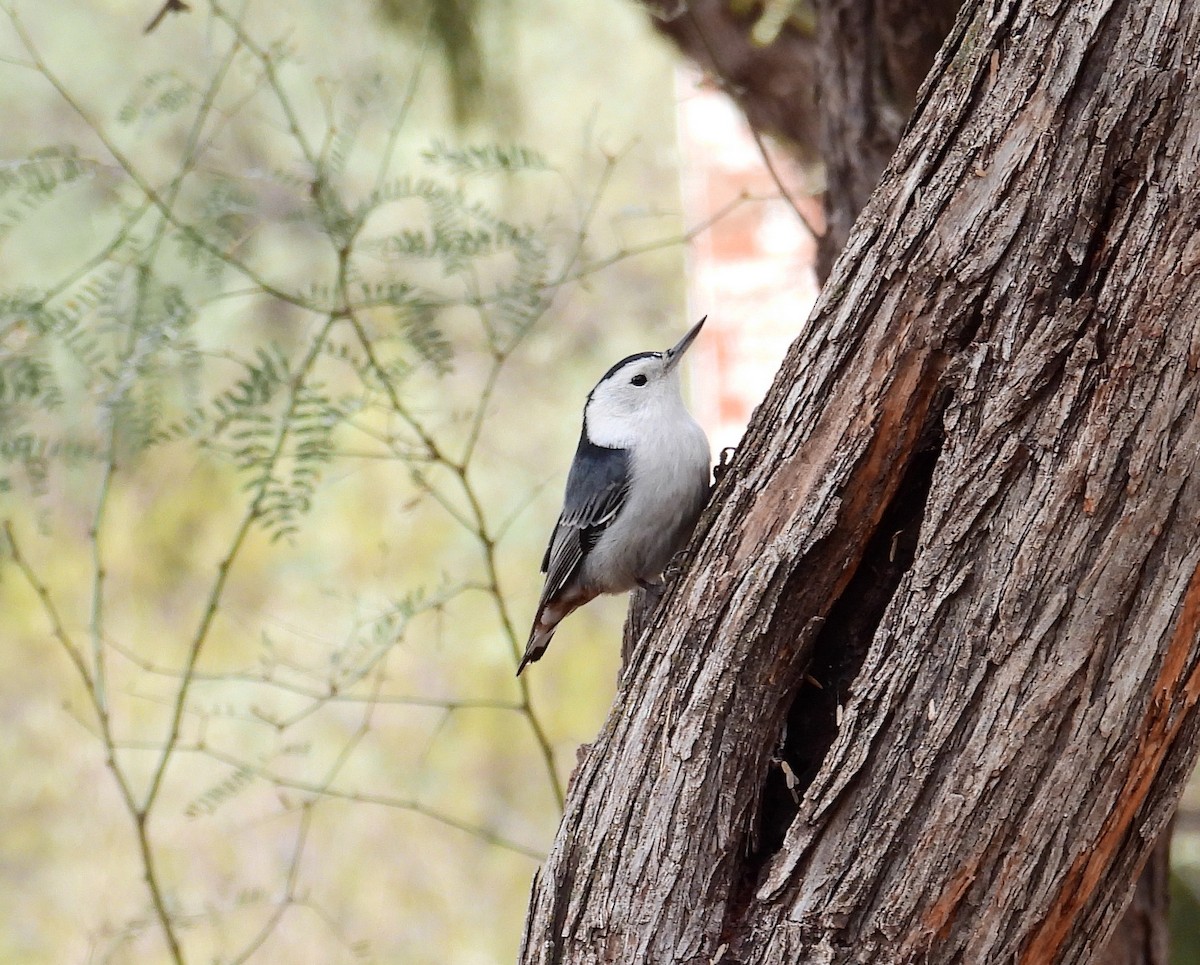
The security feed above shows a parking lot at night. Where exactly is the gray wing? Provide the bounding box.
[538,437,630,607]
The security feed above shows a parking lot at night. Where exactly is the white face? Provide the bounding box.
[585,352,679,445]
[583,317,706,448]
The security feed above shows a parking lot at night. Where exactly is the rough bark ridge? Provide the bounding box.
[1098,827,1171,965]
[812,0,960,277]
[521,0,1200,962]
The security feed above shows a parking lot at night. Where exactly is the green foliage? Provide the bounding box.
[396,299,454,375]
[422,140,550,176]
[0,146,98,239]
[0,128,554,533]
[183,765,256,819]
[118,70,195,125]
[0,355,62,409]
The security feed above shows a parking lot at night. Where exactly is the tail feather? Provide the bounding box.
[516,623,557,676]
[518,589,597,675]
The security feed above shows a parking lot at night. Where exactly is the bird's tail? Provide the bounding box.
[516,621,557,676]
[518,590,595,675]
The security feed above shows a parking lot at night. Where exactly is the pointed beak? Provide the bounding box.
[663,316,706,373]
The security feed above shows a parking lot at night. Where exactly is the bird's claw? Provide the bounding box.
[713,445,738,483]
[663,551,691,581]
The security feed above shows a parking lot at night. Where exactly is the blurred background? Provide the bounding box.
[0,1,1196,962]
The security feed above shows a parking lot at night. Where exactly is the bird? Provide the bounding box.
[518,317,712,674]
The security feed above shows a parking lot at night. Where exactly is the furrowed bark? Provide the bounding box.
[1097,826,1171,965]
[812,0,959,276]
[521,0,1200,961]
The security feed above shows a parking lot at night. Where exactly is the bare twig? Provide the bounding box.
[684,7,821,239]
[144,0,192,35]
[227,804,313,965]
[4,521,93,691]
[196,744,546,860]
[4,521,185,963]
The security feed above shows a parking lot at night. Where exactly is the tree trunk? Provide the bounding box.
[1096,825,1172,965]
[520,0,1200,961]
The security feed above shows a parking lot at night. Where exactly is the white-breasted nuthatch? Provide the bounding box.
[518,318,711,674]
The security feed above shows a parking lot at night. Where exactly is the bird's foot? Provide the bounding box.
[663,551,692,582]
[636,576,663,590]
[713,445,738,484]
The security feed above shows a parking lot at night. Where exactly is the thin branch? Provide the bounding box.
[684,7,821,239]
[555,190,759,287]
[339,263,567,809]
[197,743,546,860]
[5,8,319,313]
[4,521,93,692]
[328,227,561,815]
[373,7,433,193]
[87,8,243,721]
[227,804,313,965]
[341,190,764,319]
[207,0,318,168]
[144,0,192,35]
[2,519,187,963]
[140,313,338,816]
[37,42,265,309]
[105,634,519,711]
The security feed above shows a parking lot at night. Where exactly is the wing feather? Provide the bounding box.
[536,436,629,608]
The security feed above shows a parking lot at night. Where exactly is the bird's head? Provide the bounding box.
[583,317,706,448]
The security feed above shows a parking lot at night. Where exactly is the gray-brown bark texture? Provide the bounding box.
[1097,827,1172,965]
[810,0,959,277]
[520,0,1200,962]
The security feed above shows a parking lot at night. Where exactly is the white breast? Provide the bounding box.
[581,411,710,594]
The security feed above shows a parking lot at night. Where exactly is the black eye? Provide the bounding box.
[630,374,648,386]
